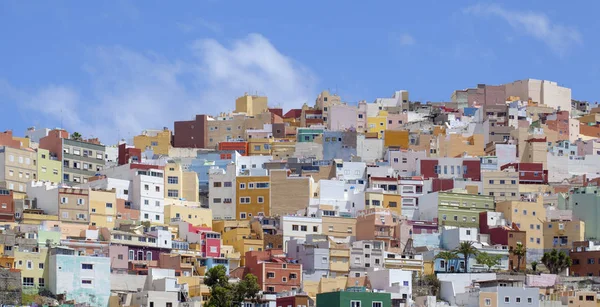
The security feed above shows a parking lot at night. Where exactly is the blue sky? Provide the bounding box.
[1,1,598,144]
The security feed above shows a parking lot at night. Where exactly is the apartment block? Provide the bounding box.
[543,219,585,253]
[88,188,117,228]
[495,199,546,261]
[0,146,37,193]
[419,191,494,228]
[164,161,199,202]
[270,169,312,216]
[235,93,268,116]
[58,188,90,224]
[570,241,600,277]
[208,163,236,220]
[236,175,270,220]
[482,169,520,201]
[133,128,172,155]
[36,148,61,183]
[245,250,302,293]
[61,138,106,184]
[0,189,14,222]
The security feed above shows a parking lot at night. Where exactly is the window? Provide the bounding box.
[39,263,44,269]
[516,297,521,303]
[240,183,246,189]
[39,278,45,288]
[258,196,264,203]
[168,190,179,197]
[323,257,328,264]
[240,197,251,204]
[81,279,93,286]
[372,302,382,307]
[129,250,134,260]
[82,263,93,270]
[23,277,34,287]
[527,298,532,304]
[351,301,361,307]
[144,199,149,205]
[292,225,299,231]
[267,272,275,278]
[106,202,113,208]
[240,213,247,219]
[504,297,510,303]
[144,184,149,190]
[300,225,307,231]
[224,181,232,187]
[155,215,160,220]
[484,298,491,306]
[313,226,318,232]
[27,260,32,269]
[155,201,160,207]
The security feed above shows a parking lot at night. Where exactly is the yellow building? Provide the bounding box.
[36,148,61,183]
[496,199,546,254]
[21,210,59,225]
[0,255,14,269]
[367,111,388,139]
[165,162,199,202]
[248,138,272,156]
[14,247,49,291]
[221,227,263,266]
[321,216,356,239]
[133,128,172,155]
[236,175,270,220]
[365,190,401,215]
[235,93,268,116]
[329,243,350,277]
[164,201,212,227]
[13,137,30,149]
[437,134,485,157]
[543,220,585,253]
[89,188,117,229]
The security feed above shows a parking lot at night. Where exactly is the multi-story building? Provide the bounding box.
[133,128,172,155]
[0,189,15,222]
[208,163,236,220]
[316,290,391,307]
[236,174,270,220]
[163,201,212,226]
[36,148,61,183]
[479,211,527,271]
[419,190,494,228]
[235,93,268,116]
[88,188,117,228]
[565,186,600,240]
[281,216,322,252]
[0,146,37,193]
[270,169,312,216]
[495,199,546,261]
[479,285,540,307]
[355,208,408,252]
[364,189,402,215]
[61,137,106,185]
[48,247,111,306]
[14,246,49,293]
[245,250,302,293]
[349,240,385,277]
[543,219,585,254]
[482,169,520,201]
[505,79,571,112]
[418,157,482,181]
[164,161,199,202]
[58,187,90,224]
[570,241,600,277]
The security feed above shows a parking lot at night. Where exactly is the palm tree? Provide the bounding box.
[531,261,538,272]
[455,241,478,273]
[541,249,572,274]
[510,243,527,271]
[435,251,459,272]
[70,132,82,141]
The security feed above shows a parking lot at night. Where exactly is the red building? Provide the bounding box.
[245,250,302,293]
[173,114,208,148]
[0,131,21,149]
[276,293,312,307]
[218,142,248,156]
[419,158,481,181]
[118,143,141,165]
[39,129,69,160]
[0,189,15,222]
[500,162,548,184]
[570,241,600,277]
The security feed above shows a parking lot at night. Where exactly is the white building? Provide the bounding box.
[307,180,365,217]
[77,177,132,201]
[281,216,323,252]
[25,127,50,143]
[356,135,384,163]
[130,268,189,307]
[26,181,61,215]
[208,163,236,220]
[235,155,272,176]
[368,268,413,303]
[505,79,571,112]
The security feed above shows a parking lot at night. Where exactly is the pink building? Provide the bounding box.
[386,113,408,130]
[387,149,427,176]
[177,222,221,258]
[357,101,367,132]
[328,104,358,131]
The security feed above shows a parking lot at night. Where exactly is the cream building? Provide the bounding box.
[164,161,199,202]
[0,146,37,194]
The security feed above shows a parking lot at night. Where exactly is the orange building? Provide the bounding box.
[383,130,409,149]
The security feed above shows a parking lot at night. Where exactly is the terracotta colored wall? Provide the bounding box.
[173,115,208,148]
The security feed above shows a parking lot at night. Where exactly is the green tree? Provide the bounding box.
[70,132,82,141]
[531,261,538,272]
[204,265,261,307]
[510,243,527,271]
[541,249,572,274]
[475,252,502,272]
[455,241,478,273]
[435,251,459,272]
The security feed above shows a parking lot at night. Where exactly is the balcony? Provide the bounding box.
[330,249,350,257]
[375,230,394,238]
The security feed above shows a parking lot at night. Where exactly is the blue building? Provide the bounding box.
[49,247,111,307]
[322,131,357,161]
[202,258,231,274]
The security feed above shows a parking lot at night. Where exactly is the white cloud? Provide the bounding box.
[397,33,416,46]
[2,34,316,144]
[177,18,222,34]
[464,4,582,56]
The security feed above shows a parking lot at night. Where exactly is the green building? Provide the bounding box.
[317,290,391,307]
[297,128,324,142]
[420,190,495,228]
[563,186,600,240]
[37,148,62,183]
